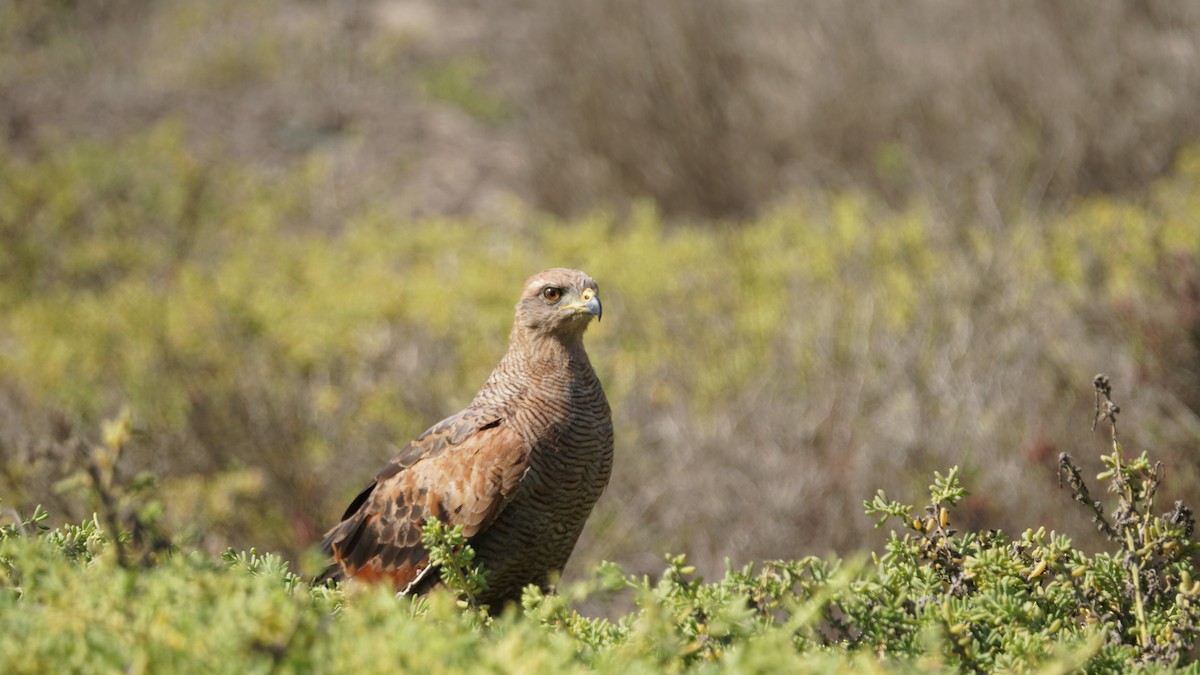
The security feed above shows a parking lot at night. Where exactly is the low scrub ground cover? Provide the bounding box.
[2,377,1197,672]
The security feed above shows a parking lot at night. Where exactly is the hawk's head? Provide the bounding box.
[514,268,602,340]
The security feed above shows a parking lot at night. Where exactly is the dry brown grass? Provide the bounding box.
[5,1,1199,220]
[515,0,1200,219]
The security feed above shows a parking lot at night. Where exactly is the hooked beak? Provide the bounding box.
[565,288,602,322]
[585,293,602,321]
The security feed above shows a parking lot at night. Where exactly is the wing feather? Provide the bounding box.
[320,409,529,591]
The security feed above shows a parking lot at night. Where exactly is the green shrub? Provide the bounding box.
[4,127,1200,576]
[5,376,1193,672]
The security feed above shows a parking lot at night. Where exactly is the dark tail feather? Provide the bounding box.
[313,481,379,587]
[314,563,345,586]
[313,526,347,586]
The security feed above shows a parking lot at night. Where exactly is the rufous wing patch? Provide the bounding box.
[323,412,529,592]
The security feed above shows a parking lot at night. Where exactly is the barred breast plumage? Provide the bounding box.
[319,268,614,607]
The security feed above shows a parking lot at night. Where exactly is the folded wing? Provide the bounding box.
[319,408,530,592]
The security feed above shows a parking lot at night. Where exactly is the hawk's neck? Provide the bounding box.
[476,331,594,406]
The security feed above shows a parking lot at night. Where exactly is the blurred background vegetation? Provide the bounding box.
[2,0,1200,584]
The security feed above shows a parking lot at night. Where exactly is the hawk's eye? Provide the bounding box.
[541,286,562,302]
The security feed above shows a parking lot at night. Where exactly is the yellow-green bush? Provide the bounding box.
[3,125,1200,577]
[3,388,1197,672]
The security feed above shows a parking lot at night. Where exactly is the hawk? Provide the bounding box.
[319,268,613,607]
